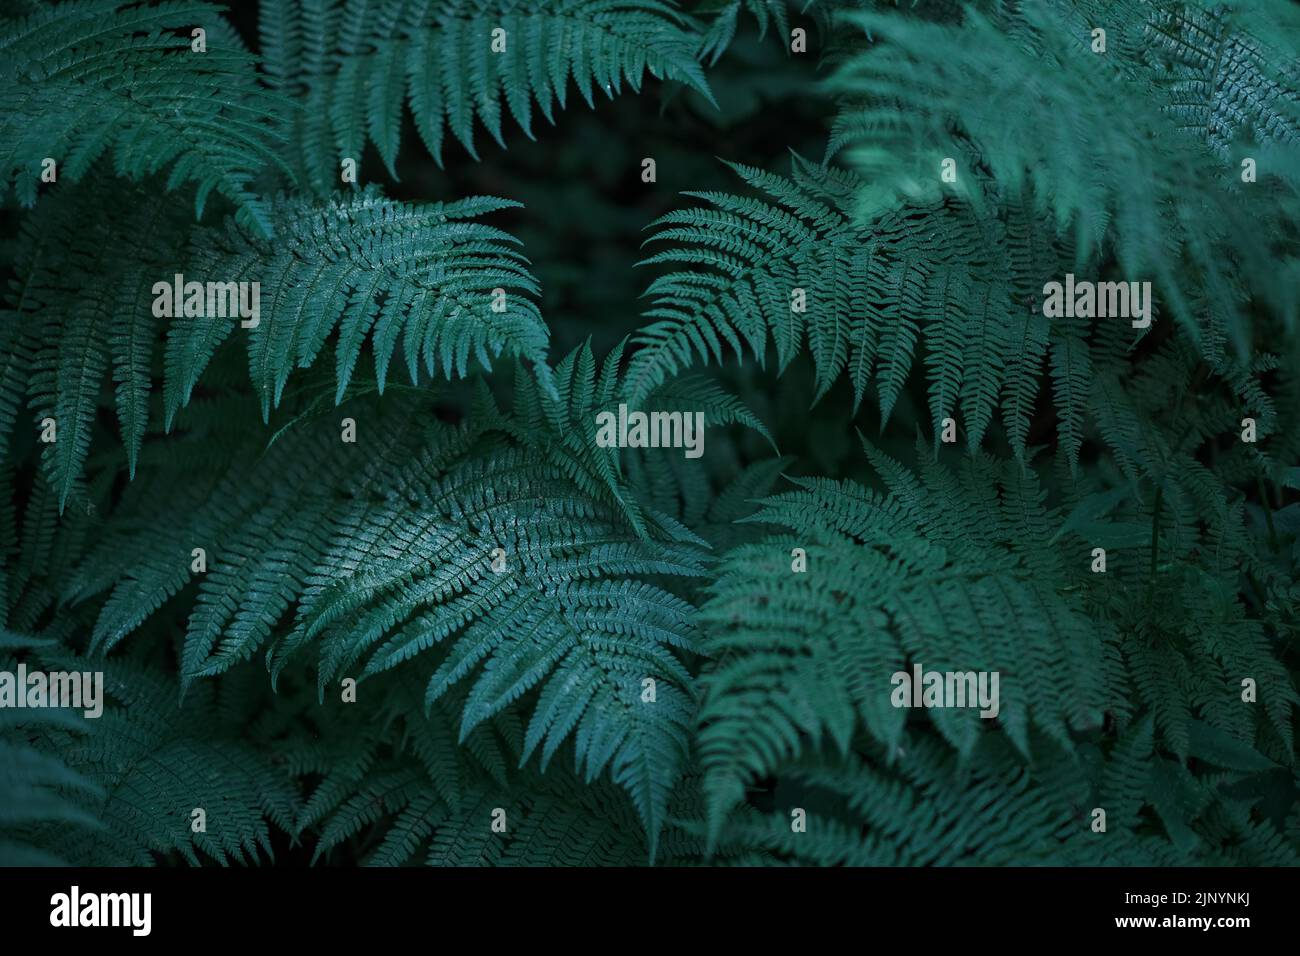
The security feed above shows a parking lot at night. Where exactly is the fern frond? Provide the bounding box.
[0,631,104,866]
[5,640,298,866]
[0,0,290,235]
[4,179,551,506]
[697,0,798,64]
[263,0,715,189]
[697,440,1112,838]
[167,186,550,423]
[629,155,1088,459]
[72,354,736,852]
[827,1,1300,360]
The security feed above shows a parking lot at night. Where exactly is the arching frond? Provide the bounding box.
[262,0,714,189]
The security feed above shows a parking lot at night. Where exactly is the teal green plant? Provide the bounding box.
[2,0,1297,867]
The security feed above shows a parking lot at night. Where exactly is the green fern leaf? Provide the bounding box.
[0,0,290,235]
[263,0,715,189]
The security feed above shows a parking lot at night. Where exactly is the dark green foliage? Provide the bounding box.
[70,363,722,850]
[628,156,1072,459]
[0,630,104,866]
[1,0,1298,868]
[262,0,715,189]
[4,630,295,865]
[827,1,1300,363]
[4,177,552,508]
[0,0,290,235]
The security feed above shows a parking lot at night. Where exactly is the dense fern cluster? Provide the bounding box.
[2,0,1298,867]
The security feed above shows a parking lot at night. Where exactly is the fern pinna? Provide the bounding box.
[1,0,1299,868]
